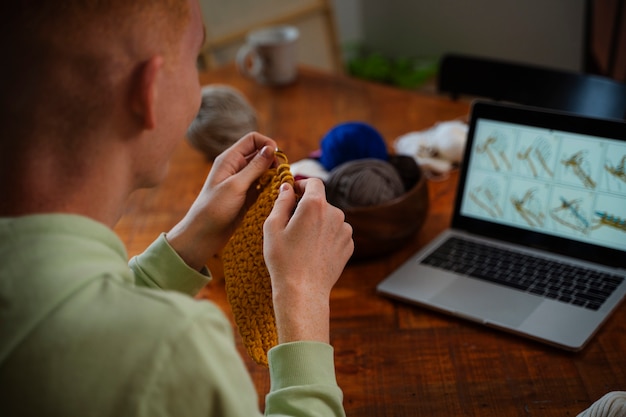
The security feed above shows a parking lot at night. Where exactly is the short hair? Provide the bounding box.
[0,0,191,146]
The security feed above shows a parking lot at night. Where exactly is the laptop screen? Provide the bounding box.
[453,101,626,265]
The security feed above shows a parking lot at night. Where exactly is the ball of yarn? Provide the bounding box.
[319,122,389,171]
[187,85,258,160]
[393,120,467,175]
[326,159,405,209]
[289,158,330,181]
[388,154,422,191]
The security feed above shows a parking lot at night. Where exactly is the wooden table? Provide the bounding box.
[114,65,626,416]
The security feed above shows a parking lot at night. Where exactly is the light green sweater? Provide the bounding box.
[0,214,345,417]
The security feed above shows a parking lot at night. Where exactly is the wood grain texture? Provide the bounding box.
[114,64,626,417]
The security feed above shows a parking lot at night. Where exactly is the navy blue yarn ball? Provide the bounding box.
[319,122,389,171]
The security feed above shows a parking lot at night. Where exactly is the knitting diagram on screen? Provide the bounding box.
[510,187,545,227]
[550,197,591,234]
[468,179,504,218]
[604,155,626,191]
[516,137,554,178]
[561,150,596,189]
[551,197,626,234]
[476,132,512,171]
[592,211,626,233]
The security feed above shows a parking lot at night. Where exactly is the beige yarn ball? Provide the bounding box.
[325,159,406,209]
[187,85,258,160]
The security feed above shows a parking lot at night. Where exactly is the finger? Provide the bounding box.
[235,145,276,187]
[210,144,276,192]
[235,132,278,159]
[294,178,326,201]
[265,183,297,232]
[212,132,277,173]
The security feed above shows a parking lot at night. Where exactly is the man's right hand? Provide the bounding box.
[263,179,354,344]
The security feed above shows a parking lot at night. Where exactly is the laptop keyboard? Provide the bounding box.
[421,237,624,311]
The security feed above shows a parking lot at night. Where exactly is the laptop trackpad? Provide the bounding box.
[429,278,542,327]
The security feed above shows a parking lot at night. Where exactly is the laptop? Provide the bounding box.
[377,100,626,351]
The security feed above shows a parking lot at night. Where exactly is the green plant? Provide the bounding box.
[345,45,438,89]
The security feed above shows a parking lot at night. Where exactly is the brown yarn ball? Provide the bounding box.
[388,154,422,191]
[186,85,258,160]
[325,159,406,209]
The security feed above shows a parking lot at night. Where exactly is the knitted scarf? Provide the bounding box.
[222,150,294,366]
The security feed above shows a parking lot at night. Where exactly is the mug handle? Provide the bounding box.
[236,44,263,79]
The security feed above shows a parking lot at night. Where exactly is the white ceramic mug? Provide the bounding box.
[236,25,299,86]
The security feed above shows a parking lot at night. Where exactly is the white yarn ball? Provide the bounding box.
[393,120,468,174]
[430,121,467,163]
[289,158,330,181]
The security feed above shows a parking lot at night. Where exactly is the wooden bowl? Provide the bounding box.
[343,163,429,259]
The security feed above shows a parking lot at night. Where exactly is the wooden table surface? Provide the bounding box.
[114,65,626,416]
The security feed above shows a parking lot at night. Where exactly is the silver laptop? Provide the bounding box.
[377,100,626,351]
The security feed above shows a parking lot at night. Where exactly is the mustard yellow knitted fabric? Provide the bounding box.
[222,151,294,366]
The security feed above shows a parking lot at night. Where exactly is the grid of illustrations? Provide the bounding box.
[461,119,626,252]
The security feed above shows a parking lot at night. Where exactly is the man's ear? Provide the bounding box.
[131,55,163,130]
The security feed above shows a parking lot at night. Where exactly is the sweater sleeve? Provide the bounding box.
[139,312,345,417]
[130,235,345,417]
[265,342,346,417]
[137,307,264,417]
[128,233,210,295]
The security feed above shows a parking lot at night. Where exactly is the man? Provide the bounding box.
[0,0,353,415]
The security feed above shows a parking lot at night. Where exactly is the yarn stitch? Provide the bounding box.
[222,150,294,366]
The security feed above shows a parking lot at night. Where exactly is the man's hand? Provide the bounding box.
[167,132,277,271]
[264,179,354,344]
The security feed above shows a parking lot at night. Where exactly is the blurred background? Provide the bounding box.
[198,0,626,87]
